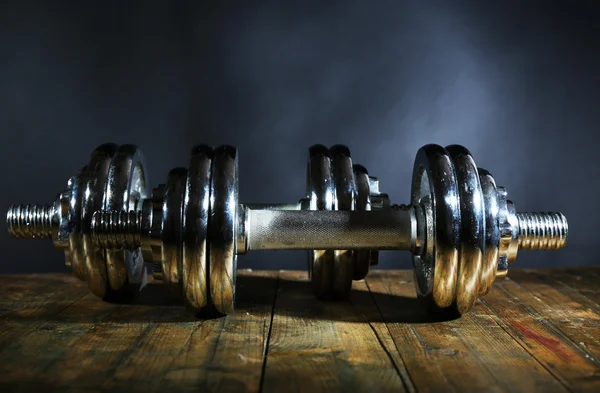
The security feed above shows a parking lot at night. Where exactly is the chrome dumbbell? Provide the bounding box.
[6,143,568,316]
[7,144,149,301]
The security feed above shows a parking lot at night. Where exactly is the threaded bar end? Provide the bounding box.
[7,204,54,239]
[517,212,568,250]
[91,210,142,249]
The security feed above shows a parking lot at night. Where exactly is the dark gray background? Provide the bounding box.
[1,1,597,274]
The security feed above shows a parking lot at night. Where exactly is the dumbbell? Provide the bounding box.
[6,143,568,316]
[7,144,149,301]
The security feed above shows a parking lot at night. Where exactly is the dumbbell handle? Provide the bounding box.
[240,206,419,253]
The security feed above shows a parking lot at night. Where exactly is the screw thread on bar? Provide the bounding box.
[516,212,568,250]
[91,210,142,249]
[6,204,54,239]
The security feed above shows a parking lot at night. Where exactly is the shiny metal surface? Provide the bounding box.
[244,202,303,211]
[146,186,165,272]
[7,142,571,317]
[82,143,117,299]
[66,167,88,280]
[352,164,372,280]
[517,212,568,250]
[182,145,212,313]
[237,202,303,255]
[53,189,71,255]
[477,169,500,295]
[496,258,509,278]
[446,145,484,314]
[411,144,460,309]
[104,144,149,291]
[412,195,434,299]
[6,204,53,238]
[306,144,335,299]
[507,201,520,265]
[209,146,238,314]
[496,187,512,277]
[246,209,414,250]
[161,168,188,296]
[369,176,390,210]
[330,145,355,298]
[92,210,143,250]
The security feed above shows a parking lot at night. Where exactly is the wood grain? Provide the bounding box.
[0,274,90,351]
[158,270,278,393]
[482,272,600,392]
[1,268,599,392]
[505,270,600,363]
[365,270,566,393]
[261,270,408,393]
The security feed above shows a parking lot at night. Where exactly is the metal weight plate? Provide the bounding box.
[306,145,335,299]
[478,169,500,295]
[81,143,118,299]
[352,164,372,280]
[182,145,213,314]
[104,145,149,294]
[161,168,188,296]
[209,146,239,314]
[66,166,88,281]
[446,145,485,314]
[496,186,511,277]
[330,145,355,298]
[411,144,460,309]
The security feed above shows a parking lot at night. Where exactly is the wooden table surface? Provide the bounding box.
[1,268,600,393]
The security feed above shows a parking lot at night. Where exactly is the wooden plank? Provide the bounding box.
[519,269,600,312]
[157,269,278,393]
[504,269,600,363]
[100,308,199,393]
[366,270,566,393]
[481,273,600,392]
[10,270,278,393]
[0,292,122,392]
[261,270,408,393]
[0,277,183,392]
[536,268,600,306]
[0,274,89,351]
[0,273,73,305]
[1,269,600,393]
[349,279,416,393]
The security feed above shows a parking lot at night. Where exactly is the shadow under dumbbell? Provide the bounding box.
[110,274,459,324]
[8,273,459,324]
[248,274,460,324]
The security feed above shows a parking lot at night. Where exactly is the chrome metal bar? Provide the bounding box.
[243,202,302,211]
[245,208,417,251]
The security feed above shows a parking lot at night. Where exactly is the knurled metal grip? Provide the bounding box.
[6,143,569,317]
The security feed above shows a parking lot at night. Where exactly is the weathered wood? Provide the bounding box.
[261,270,408,393]
[158,270,278,393]
[538,268,600,305]
[0,268,600,393]
[0,274,90,351]
[0,270,278,393]
[482,272,600,392]
[504,270,600,363]
[366,270,566,393]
